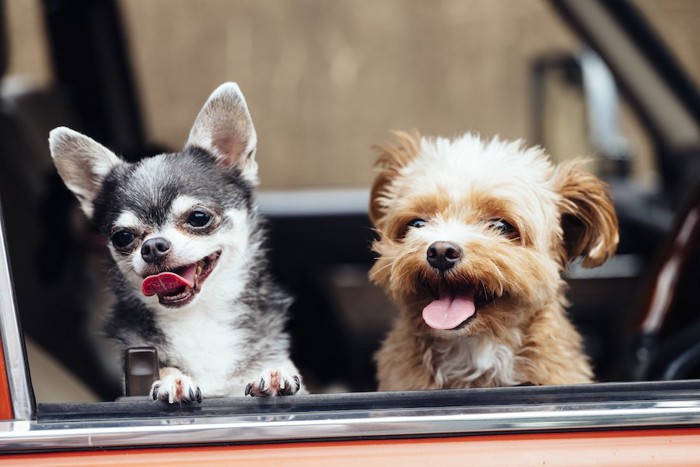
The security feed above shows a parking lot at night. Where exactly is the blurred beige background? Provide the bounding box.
[118,0,580,190]
[4,0,700,189]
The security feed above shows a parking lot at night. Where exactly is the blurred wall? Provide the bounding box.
[6,0,700,189]
[633,0,700,88]
[3,0,51,86]
[119,0,580,189]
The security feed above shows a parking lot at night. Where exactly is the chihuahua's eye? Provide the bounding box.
[186,210,212,228]
[488,219,519,240]
[407,218,427,229]
[111,230,136,249]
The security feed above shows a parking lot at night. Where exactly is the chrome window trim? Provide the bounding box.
[257,188,369,216]
[0,397,699,452]
[0,203,35,421]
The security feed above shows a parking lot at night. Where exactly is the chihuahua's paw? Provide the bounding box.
[151,373,202,404]
[245,369,302,397]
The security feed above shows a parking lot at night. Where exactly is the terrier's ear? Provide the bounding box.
[369,131,421,227]
[49,127,122,219]
[553,160,619,267]
[185,82,259,185]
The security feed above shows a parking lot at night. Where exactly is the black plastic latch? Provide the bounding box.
[124,347,159,397]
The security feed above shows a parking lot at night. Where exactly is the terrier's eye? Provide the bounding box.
[186,210,213,228]
[488,219,520,240]
[111,230,136,249]
[407,218,427,229]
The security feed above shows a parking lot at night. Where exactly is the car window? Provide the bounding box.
[1,0,699,412]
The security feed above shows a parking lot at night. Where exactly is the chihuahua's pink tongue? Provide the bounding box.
[141,265,196,297]
[422,290,476,330]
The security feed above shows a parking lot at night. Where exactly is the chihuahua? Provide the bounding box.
[49,83,303,402]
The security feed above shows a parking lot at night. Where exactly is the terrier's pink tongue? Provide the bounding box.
[422,290,476,330]
[141,265,196,297]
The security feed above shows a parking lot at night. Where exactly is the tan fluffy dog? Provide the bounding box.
[369,131,618,390]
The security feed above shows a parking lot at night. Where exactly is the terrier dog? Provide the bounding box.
[369,131,618,390]
[49,83,303,402]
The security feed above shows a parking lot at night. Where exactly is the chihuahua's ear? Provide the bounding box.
[186,82,259,185]
[49,127,122,219]
[369,131,421,227]
[553,160,619,268]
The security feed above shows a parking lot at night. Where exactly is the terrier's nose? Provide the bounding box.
[141,237,171,264]
[427,241,463,272]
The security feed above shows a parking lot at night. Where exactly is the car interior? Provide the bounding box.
[0,0,699,420]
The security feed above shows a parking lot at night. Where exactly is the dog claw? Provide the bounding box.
[150,372,201,403]
[246,370,302,397]
[186,387,202,403]
[280,375,301,396]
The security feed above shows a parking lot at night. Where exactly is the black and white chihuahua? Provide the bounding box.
[49,83,303,402]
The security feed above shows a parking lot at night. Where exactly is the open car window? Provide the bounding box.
[0,0,699,456]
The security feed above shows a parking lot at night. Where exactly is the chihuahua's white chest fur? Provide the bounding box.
[157,305,248,396]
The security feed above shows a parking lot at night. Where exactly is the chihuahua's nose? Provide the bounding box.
[141,237,171,264]
[427,241,463,272]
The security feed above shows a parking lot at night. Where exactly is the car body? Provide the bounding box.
[1,0,700,464]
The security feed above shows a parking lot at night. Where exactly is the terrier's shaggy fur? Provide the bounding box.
[369,131,618,390]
